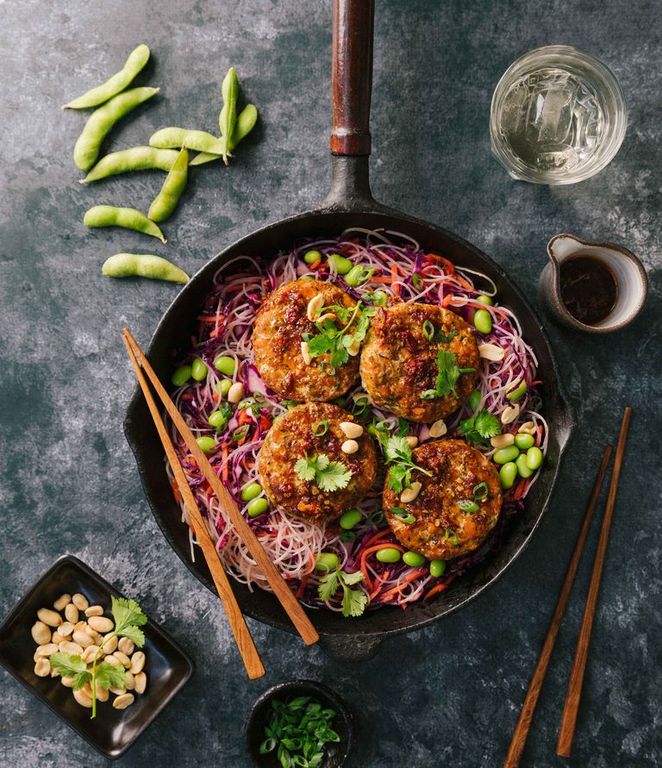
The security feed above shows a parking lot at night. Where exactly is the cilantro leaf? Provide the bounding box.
[341,586,368,618]
[305,303,374,372]
[50,652,87,678]
[95,662,128,691]
[340,570,364,587]
[294,453,352,493]
[316,461,352,492]
[460,409,501,444]
[421,349,475,401]
[318,570,340,601]
[294,457,317,482]
[382,435,432,493]
[111,595,147,648]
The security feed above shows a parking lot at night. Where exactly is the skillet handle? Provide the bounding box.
[330,0,375,156]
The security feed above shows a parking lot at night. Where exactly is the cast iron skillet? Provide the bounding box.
[125,0,574,660]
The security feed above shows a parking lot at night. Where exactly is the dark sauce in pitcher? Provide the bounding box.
[559,255,618,324]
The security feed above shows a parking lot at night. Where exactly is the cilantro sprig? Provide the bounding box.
[50,596,147,719]
[459,409,501,445]
[294,453,353,493]
[421,348,475,401]
[304,302,376,372]
[381,435,432,494]
[318,567,367,617]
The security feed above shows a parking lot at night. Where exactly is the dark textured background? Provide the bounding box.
[0,1,660,766]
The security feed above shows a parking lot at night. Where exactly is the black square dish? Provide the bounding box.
[0,555,193,759]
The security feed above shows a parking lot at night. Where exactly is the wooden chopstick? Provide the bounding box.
[556,406,632,757]
[503,444,613,768]
[123,328,320,647]
[123,336,266,679]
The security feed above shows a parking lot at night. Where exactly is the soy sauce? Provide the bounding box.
[559,255,618,324]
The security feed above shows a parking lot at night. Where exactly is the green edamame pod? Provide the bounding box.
[219,67,239,165]
[73,87,160,171]
[83,205,166,242]
[81,147,180,183]
[150,127,226,155]
[101,253,189,284]
[189,104,259,166]
[506,380,527,402]
[63,44,150,110]
[148,147,189,223]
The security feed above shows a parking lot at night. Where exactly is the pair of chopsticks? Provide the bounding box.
[504,406,632,766]
[123,329,319,680]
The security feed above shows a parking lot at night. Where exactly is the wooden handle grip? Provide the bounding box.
[330,0,375,156]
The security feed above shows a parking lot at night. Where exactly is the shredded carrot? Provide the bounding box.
[370,275,395,284]
[442,294,455,307]
[377,568,428,602]
[296,574,309,599]
[426,253,455,274]
[221,444,229,484]
[456,275,474,291]
[424,581,449,600]
[513,479,530,501]
[237,409,252,427]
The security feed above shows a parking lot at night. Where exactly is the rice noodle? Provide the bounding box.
[166,229,547,611]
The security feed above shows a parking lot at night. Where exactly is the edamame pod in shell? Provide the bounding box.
[148,147,189,223]
[81,147,180,183]
[189,104,258,166]
[63,44,150,110]
[219,66,239,165]
[84,205,166,242]
[74,87,160,171]
[149,127,226,155]
[102,253,189,284]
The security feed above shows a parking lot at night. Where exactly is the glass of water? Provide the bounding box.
[490,46,627,184]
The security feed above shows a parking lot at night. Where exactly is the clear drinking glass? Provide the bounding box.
[490,46,627,184]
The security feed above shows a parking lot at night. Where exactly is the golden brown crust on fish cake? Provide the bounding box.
[258,402,377,523]
[383,439,502,559]
[252,279,359,402]
[359,302,480,422]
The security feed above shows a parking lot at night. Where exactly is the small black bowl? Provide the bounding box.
[0,555,193,759]
[245,680,353,768]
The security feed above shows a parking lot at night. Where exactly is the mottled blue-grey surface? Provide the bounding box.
[0,1,660,766]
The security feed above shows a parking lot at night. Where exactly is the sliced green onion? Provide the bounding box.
[412,272,423,290]
[506,380,527,401]
[312,419,329,437]
[392,506,416,524]
[232,425,250,441]
[422,319,435,341]
[457,499,479,513]
[473,481,489,501]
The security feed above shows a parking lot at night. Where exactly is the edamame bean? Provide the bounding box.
[339,509,362,530]
[208,410,228,430]
[328,254,353,275]
[499,461,518,489]
[219,67,238,165]
[493,445,520,464]
[171,366,191,387]
[63,44,151,110]
[247,498,268,517]
[514,433,535,450]
[403,551,426,567]
[506,381,527,402]
[526,446,543,470]
[101,253,189,284]
[429,559,446,577]
[241,482,262,502]
[189,104,259,166]
[191,357,207,381]
[74,87,159,171]
[84,205,166,243]
[473,308,493,334]
[81,147,180,183]
[468,389,481,411]
[315,552,339,572]
[214,356,237,376]
[516,453,534,479]
[196,436,217,454]
[216,378,232,397]
[477,294,494,306]
[303,249,322,265]
[148,147,189,223]
[375,547,401,563]
[150,128,226,155]
[345,265,374,287]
